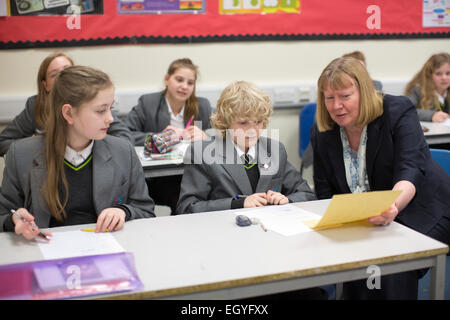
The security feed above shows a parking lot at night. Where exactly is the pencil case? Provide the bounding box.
[144,128,180,154]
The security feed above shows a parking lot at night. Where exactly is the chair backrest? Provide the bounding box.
[429,148,450,175]
[299,103,317,157]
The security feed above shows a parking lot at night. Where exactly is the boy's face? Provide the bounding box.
[229,117,264,152]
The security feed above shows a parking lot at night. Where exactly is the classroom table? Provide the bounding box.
[421,121,450,145]
[0,199,447,300]
[136,146,184,178]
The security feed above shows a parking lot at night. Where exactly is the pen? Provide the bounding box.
[10,209,50,240]
[82,228,109,232]
[184,116,194,129]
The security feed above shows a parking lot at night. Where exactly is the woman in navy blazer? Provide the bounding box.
[311,57,450,300]
[124,58,212,214]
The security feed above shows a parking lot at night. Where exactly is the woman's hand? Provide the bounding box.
[12,208,52,241]
[244,193,268,208]
[432,111,449,123]
[266,190,289,205]
[96,208,126,232]
[367,203,399,226]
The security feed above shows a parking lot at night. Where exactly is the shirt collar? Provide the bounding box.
[166,97,185,120]
[65,141,94,166]
[435,90,447,105]
[233,142,256,162]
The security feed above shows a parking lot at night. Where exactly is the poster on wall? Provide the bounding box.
[8,0,103,16]
[0,1,448,49]
[220,0,300,14]
[117,0,205,14]
[423,0,450,27]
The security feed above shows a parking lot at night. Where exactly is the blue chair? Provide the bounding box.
[429,148,450,175]
[299,103,316,174]
[418,148,449,299]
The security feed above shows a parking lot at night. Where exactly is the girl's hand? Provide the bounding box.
[96,208,126,232]
[432,111,449,123]
[183,125,207,141]
[244,193,268,208]
[164,125,184,138]
[266,190,289,205]
[12,208,52,241]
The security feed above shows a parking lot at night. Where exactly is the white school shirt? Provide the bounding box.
[166,97,185,129]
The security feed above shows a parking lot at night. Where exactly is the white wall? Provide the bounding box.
[0,39,449,173]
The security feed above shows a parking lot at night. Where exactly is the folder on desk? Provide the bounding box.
[303,190,401,230]
[0,252,143,300]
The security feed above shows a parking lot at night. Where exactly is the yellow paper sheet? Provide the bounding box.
[303,190,402,230]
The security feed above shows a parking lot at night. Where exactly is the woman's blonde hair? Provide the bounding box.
[404,52,450,110]
[35,52,74,129]
[44,65,113,221]
[164,58,199,124]
[211,81,273,137]
[316,57,383,132]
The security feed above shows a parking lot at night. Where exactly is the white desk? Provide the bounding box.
[421,121,450,145]
[0,200,447,300]
[136,146,184,178]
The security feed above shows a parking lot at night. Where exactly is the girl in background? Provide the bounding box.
[125,58,212,214]
[0,52,133,156]
[405,52,450,123]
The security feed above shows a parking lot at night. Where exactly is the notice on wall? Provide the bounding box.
[117,0,205,14]
[423,0,450,27]
[8,0,102,16]
[220,0,300,14]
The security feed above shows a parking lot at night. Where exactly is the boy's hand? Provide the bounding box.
[244,193,268,208]
[266,190,289,205]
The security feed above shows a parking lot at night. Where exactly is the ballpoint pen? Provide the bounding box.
[184,115,194,129]
[10,209,50,240]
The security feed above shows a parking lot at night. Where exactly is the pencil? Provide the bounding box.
[82,228,109,232]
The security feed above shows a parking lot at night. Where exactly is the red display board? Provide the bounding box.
[0,1,448,49]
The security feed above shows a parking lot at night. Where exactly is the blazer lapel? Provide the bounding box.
[366,116,384,185]
[325,127,350,193]
[92,140,114,214]
[255,138,275,193]
[217,137,253,196]
[156,95,171,132]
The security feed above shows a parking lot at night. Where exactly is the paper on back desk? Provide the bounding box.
[38,230,125,260]
[239,204,322,236]
[303,190,402,230]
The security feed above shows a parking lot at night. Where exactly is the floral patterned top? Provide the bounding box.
[340,126,371,194]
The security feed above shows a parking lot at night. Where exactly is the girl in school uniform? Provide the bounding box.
[0,52,133,157]
[177,80,316,214]
[124,58,213,214]
[0,66,155,240]
[404,52,450,123]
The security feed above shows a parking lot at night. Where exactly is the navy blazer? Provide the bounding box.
[124,91,213,146]
[311,94,450,236]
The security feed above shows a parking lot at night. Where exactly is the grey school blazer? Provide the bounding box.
[0,95,134,156]
[176,135,316,214]
[0,135,155,230]
[406,85,445,122]
[124,91,213,146]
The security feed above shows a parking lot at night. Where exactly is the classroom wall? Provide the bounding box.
[0,39,449,179]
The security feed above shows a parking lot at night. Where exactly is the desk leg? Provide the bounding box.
[336,282,343,300]
[429,254,446,300]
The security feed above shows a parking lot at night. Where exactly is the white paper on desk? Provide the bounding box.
[443,118,450,127]
[238,204,321,236]
[38,230,125,260]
